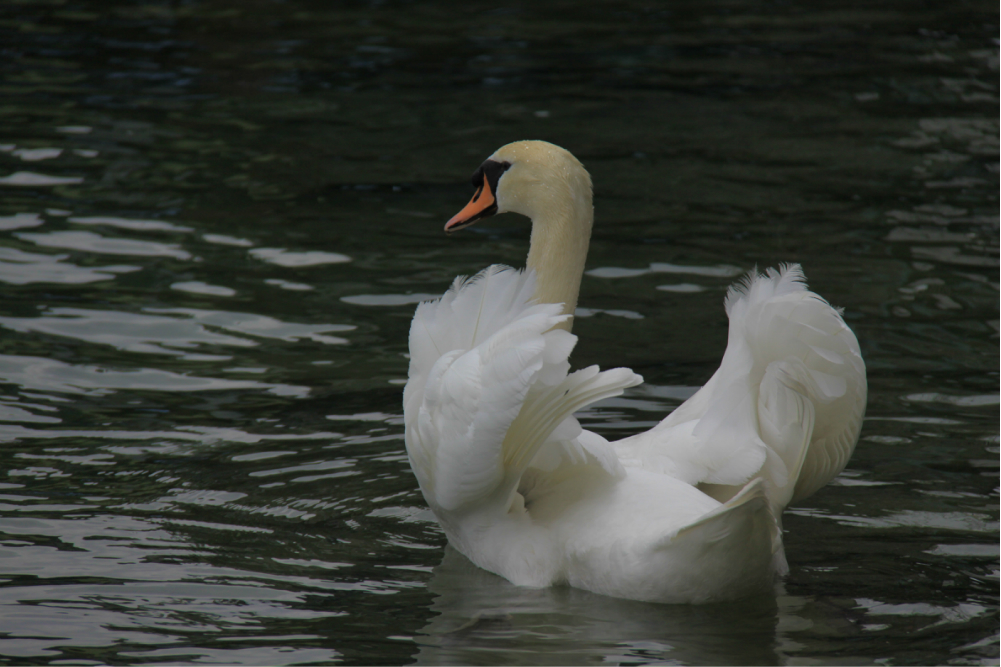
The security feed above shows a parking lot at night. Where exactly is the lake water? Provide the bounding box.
[0,0,997,664]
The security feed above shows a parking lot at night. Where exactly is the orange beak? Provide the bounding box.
[445,173,497,232]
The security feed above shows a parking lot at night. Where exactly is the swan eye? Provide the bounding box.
[470,159,511,191]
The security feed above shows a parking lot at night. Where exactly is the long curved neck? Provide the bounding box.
[525,187,593,333]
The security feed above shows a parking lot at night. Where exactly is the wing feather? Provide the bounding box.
[404,265,641,514]
[617,264,866,509]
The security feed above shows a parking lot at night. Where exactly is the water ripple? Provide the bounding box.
[17,230,192,259]
[0,355,310,398]
[0,1,995,664]
[0,247,140,285]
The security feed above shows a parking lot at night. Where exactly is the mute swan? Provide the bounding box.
[403,140,866,604]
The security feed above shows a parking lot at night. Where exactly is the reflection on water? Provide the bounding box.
[18,229,193,259]
[0,0,997,663]
[0,246,140,284]
[415,547,790,665]
[0,353,310,397]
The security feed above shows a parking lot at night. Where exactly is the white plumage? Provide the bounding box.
[403,141,866,603]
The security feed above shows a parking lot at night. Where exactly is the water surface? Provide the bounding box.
[0,0,997,664]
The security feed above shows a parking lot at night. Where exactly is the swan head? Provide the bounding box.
[445,140,591,232]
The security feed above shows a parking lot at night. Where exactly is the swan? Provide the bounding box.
[403,140,866,604]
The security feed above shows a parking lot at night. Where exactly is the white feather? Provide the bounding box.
[613,264,866,508]
[405,266,640,514]
[403,141,867,604]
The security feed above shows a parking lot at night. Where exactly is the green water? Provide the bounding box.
[0,0,997,664]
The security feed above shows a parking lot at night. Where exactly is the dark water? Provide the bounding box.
[0,0,997,664]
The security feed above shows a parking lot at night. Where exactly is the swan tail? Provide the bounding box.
[672,477,770,540]
[649,478,777,602]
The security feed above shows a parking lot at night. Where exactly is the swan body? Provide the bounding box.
[403,141,866,603]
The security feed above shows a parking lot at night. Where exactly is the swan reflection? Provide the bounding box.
[414,547,806,665]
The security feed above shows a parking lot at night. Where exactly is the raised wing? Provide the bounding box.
[404,265,641,513]
[615,264,866,508]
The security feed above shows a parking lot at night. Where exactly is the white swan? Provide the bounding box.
[403,140,866,604]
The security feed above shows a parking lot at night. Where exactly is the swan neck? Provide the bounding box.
[525,194,592,332]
